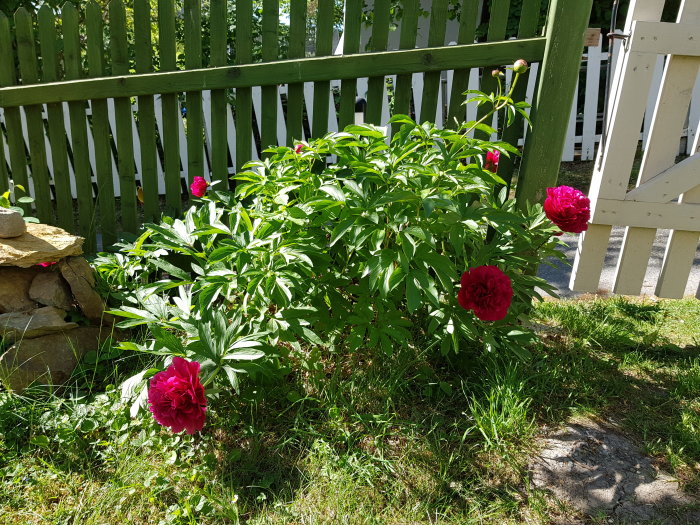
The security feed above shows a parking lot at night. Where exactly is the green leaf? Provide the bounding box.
[224,349,265,361]
[406,275,422,313]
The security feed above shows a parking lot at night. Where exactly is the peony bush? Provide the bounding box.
[94,62,590,434]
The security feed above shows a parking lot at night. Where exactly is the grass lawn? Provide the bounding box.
[1,296,698,524]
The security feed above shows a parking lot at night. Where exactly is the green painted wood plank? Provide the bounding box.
[209,0,229,182]
[392,0,419,131]
[261,0,278,152]
[134,0,159,222]
[286,0,307,145]
[0,39,548,107]
[419,0,448,124]
[311,0,333,137]
[0,14,29,216]
[109,0,137,235]
[184,0,203,184]
[476,0,511,139]
[38,5,73,232]
[14,8,52,223]
[364,0,390,125]
[158,0,181,216]
[235,0,253,170]
[338,0,362,129]
[447,0,479,125]
[86,1,117,245]
[517,0,593,207]
[499,0,543,187]
[63,2,95,249]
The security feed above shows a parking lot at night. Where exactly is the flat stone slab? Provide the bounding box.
[0,326,112,391]
[0,306,78,342]
[530,418,700,523]
[0,223,83,268]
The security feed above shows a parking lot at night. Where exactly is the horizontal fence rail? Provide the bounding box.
[0,0,591,249]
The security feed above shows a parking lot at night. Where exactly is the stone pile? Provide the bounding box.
[0,209,114,391]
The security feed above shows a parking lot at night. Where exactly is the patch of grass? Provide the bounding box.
[2,296,699,523]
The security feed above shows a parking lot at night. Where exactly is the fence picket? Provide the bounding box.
[15,8,52,223]
[109,0,137,235]
[365,0,390,125]
[235,0,253,170]
[499,0,542,185]
[0,14,30,216]
[286,0,307,144]
[338,0,362,129]
[312,0,334,138]
[64,3,96,249]
[447,1,479,125]
[419,0,448,124]
[392,0,419,130]
[184,0,204,186]
[158,0,181,215]
[134,0,160,222]
[85,1,117,244]
[261,0,279,152]
[475,0,510,140]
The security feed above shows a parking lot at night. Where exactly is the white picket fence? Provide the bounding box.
[3,31,699,201]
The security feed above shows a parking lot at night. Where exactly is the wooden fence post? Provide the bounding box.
[515,0,593,207]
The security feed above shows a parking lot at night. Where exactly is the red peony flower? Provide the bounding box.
[294,143,304,154]
[148,357,207,434]
[484,150,500,173]
[37,261,57,268]
[190,176,208,198]
[458,265,513,321]
[543,185,591,234]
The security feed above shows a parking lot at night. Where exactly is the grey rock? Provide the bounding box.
[530,418,700,524]
[29,271,73,310]
[59,256,108,324]
[0,326,112,391]
[0,306,78,342]
[0,222,83,268]
[0,267,39,313]
[0,208,26,238]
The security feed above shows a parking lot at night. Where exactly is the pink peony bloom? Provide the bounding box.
[484,150,500,173]
[458,266,513,322]
[544,185,591,234]
[37,262,57,268]
[190,176,209,198]
[148,357,207,434]
[294,144,304,154]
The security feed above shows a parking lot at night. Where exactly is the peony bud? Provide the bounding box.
[513,59,529,74]
[491,69,504,79]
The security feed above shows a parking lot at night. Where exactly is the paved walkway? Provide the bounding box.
[538,227,700,299]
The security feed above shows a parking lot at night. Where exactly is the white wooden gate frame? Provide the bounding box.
[570,0,700,299]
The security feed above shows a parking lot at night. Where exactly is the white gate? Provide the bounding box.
[571,0,700,299]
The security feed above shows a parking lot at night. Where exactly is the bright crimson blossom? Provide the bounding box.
[543,185,591,234]
[484,150,500,173]
[190,176,208,198]
[37,262,57,268]
[294,144,304,154]
[148,357,207,434]
[458,266,513,321]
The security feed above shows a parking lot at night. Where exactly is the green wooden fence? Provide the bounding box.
[0,0,592,250]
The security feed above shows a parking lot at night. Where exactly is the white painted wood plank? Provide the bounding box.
[562,83,578,162]
[593,199,700,230]
[571,0,665,293]
[626,150,700,202]
[642,55,665,150]
[569,223,613,292]
[629,21,700,56]
[582,35,602,161]
[615,1,700,296]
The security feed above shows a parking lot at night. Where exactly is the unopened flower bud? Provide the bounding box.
[513,59,529,74]
[491,69,504,79]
